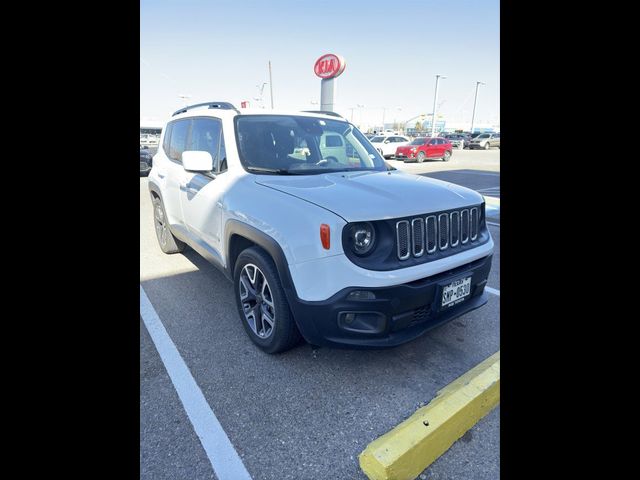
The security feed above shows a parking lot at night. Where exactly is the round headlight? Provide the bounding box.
[349,222,376,256]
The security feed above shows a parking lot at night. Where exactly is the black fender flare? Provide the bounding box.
[224,219,298,301]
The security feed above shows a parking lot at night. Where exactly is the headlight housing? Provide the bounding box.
[347,222,376,256]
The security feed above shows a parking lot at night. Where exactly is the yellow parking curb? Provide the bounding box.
[359,351,500,480]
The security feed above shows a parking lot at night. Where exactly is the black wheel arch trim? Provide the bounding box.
[224,219,298,301]
[148,179,163,203]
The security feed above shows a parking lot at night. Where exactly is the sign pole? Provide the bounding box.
[314,53,346,113]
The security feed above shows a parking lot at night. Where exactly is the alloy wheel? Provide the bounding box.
[154,201,167,247]
[239,263,276,338]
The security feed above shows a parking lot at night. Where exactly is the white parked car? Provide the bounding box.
[368,134,411,159]
[148,102,494,353]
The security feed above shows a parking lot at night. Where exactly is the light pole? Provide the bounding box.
[356,104,364,127]
[268,60,274,109]
[381,107,386,132]
[430,74,446,137]
[470,81,485,134]
[254,83,267,108]
[394,107,402,133]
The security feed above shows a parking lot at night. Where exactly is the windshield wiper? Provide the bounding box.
[245,166,291,175]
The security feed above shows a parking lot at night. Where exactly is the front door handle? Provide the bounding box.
[180,182,199,195]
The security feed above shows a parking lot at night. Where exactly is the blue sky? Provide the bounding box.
[141,0,499,128]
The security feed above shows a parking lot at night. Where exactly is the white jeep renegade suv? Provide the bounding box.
[148,102,494,353]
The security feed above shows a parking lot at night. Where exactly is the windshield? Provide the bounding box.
[410,138,427,145]
[477,133,491,139]
[235,115,386,175]
[370,136,386,142]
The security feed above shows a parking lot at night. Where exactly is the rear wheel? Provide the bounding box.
[152,196,185,254]
[234,247,302,354]
[417,151,426,163]
[443,150,451,162]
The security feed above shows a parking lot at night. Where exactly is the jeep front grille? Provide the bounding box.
[396,206,481,260]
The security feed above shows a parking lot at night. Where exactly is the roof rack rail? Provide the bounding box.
[302,110,344,118]
[172,102,239,117]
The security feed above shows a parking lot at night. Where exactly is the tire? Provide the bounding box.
[152,196,185,254]
[417,151,426,163]
[233,247,302,354]
[443,150,451,162]
[484,142,490,150]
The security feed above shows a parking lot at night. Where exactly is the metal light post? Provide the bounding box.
[381,107,386,132]
[268,60,274,109]
[430,74,446,137]
[470,81,485,134]
[356,104,364,127]
[394,107,402,133]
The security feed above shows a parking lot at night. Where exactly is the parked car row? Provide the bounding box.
[365,131,499,154]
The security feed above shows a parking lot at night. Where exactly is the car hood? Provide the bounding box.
[254,170,484,222]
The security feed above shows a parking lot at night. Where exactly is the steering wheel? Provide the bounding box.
[315,156,339,166]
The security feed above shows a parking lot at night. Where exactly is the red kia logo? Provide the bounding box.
[313,53,346,79]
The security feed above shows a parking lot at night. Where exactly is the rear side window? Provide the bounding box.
[169,120,190,162]
[189,118,222,171]
[325,135,343,147]
[162,123,173,155]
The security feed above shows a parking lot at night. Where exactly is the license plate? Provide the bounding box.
[441,276,472,308]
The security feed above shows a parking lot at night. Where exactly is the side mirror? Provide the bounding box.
[182,150,213,172]
[383,140,390,144]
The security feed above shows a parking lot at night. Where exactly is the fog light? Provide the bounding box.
[347,290,376,301]
[338,311,386,334]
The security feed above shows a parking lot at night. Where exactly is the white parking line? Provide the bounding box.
[140,285,252,480]
[487,221,501,227]
[486,286,500,297]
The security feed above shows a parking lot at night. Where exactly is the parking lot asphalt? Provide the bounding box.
[140,149,500,480]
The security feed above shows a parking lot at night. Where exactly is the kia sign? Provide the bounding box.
[314,53,346,79]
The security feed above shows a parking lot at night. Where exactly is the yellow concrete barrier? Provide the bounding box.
[359,351,500,480]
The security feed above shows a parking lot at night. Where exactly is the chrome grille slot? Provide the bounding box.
[394,206,482,260]
[460,209,470,244]
[396,220,410,260]
[450,211,460,247]
[426,215,437,253]
[438,213,449,250]
[470,207,479,240]
[411,218,425,257]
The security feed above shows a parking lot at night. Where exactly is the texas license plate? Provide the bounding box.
[441,276,472,308]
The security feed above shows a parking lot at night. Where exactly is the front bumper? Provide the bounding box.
[288,254,493,348]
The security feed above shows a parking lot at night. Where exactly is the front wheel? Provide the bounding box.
[484,142,490,150]
[417,151,426,163]
[234,247,302,354]
[443,150,451,162]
